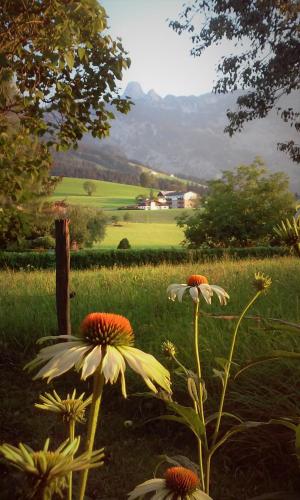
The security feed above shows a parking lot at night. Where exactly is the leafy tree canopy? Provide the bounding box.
[170,0,300,162]
[0,0,131,149]
[177,158,296,248]
[0,0,130,248]
[83,180,97,196]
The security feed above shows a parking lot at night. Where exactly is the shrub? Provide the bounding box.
[0,246,289,270]
[117,238,131,249]
[30,236,56,250]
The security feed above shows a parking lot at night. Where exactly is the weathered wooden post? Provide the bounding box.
[55,219,71,335]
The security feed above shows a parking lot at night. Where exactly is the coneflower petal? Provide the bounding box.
[210,285,229,305]
[151,488,171,500]
[120,346,171,393]
[128,478,166,499]
[102,346,126,384]
[81,345,102,380]
[199,284,213,304]
[34,346,90,381]
[189,287,199,303]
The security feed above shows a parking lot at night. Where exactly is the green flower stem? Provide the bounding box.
[78,368,105,500]
[193,301,208,490]
[68,419,75,500]
[205,453,212,497]
[172,354,189,377]
[212,291,261,447]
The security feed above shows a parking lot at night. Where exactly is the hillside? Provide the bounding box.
[51,177,151,210]
[71,82,299,190]
[52,143,207,193]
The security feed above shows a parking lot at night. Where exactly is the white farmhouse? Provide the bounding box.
[157,191,198,209]
[137,199,169,210]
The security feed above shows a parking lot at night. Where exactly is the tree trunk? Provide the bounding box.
[55,219,71,335]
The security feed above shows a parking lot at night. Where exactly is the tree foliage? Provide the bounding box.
[0,0,131,248]
[170,0,300,162]
[177,159,295,248]
[0,0,131,149]
[117,238,131,249]
[83,181,97,196]
[64,206,107,248]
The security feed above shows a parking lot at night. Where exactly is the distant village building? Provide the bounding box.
[157,191,198,209]
[137,199,169,210]
[137,191,198,210]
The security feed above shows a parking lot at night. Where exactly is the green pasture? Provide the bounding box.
[1,257,299,499]
[105,208,186,223]
[51,177,196,222]
[99,222,184,249]
[51,176,151,209]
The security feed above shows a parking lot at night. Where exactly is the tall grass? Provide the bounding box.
[1,257,299,359]
[1,257,300,498]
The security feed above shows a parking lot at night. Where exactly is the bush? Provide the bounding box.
[30,236,56,250]
[117,238,131,249]
[0,246,289,270]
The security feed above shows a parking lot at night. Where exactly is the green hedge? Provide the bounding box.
[0,247,290,270]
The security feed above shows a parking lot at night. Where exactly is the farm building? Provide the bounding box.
[137,199,169,210]
[157,191,198,209]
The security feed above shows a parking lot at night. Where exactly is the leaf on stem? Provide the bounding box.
[234,351,300,379]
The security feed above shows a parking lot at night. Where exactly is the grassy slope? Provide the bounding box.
[52,176,151,209]
[0,258,299,499]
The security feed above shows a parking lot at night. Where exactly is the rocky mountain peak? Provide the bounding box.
[123,81,145,100]
[147,89,161,102]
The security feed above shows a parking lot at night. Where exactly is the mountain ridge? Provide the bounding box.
[54,82,299,190]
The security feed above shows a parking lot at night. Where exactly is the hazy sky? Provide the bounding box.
[101,0,233,97]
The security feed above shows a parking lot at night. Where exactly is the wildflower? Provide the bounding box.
[253,272,272,292]
[167,274,229,305]
[162,340,177,359]
[0,437,104,500]
[35,389,92,424]
[25,312,171,398]
[128,466,212,500]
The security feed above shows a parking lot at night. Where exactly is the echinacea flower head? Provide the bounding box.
[128,466,212,500]
[0,437,104,500]
[162,340,177,359]
[167,274,229,305]
[25,312,171,398]
[35,389,92,424]
[253,272,272,292]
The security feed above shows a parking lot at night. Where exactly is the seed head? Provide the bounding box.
[187,275,209,286]
[253,272,272,292]
[80,312,134,346]
[164,466,200,495]
[162,340,177,359]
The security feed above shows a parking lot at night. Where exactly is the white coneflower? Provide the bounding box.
[128,466,212,500]
[0,437,104,500]
[26,312,171,398]
[167,274,229,305]
[35,389,92,424]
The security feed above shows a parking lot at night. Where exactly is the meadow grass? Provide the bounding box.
[98,222,184,249]
[51,176,151,209]
[1,257,300,499]
[105,208,186,223]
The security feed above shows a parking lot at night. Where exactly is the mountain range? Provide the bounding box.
[55,82,300,191]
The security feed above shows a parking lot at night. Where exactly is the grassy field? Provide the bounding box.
[0,258,300,499]
[99,222,184,249]
[105,208,186,223]
[51,176,193,248]
[51,177,152,210]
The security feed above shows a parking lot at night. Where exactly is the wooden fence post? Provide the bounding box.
[55,219,71,335]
